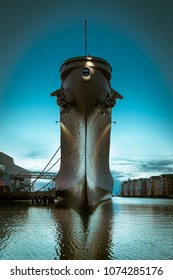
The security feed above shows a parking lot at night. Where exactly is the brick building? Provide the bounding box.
[121,174,173,198]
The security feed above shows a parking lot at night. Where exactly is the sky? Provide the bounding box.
[0,0,173,190]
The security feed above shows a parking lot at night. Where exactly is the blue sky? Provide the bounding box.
[1,0,173,190]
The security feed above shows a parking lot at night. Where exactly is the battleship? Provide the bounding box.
[51,54,123,212]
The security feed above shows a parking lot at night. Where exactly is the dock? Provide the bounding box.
[0,190,56,205]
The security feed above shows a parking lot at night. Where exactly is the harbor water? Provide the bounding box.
[0,197,173,260]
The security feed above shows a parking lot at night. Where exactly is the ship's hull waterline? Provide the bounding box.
[51,56,123,212]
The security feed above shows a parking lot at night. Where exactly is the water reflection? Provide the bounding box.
[1,198,173,259]
[0,203,29,253]
[0,203,58,260]
[54,200,113,259]
[109,198,173,260]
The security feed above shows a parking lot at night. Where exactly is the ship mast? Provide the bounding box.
[84,20,88,56]
[84,20,88,208]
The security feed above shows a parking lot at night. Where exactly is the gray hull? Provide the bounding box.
[51,56,122,211]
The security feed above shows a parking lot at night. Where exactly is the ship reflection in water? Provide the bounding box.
[54,200,113,260]
[1,198,173,260]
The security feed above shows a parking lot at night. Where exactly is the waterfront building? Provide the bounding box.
[129,179,134,196]
[133,179,140,196]
[148,176,162,197]
[160,174,173,197]
[121,181,129,197]
[147,179,152,196]
[0,152,31,192]
[138,178,148,197]
[121,174,173,198]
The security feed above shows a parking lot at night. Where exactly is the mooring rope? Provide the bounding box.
[26,146,61,192]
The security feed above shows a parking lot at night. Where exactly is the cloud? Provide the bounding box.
[139,159,173,173]
[110,157,173,182]
[24,149,45,159]
[11,147,61,174]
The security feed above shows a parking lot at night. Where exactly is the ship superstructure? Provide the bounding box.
[51,56,122,211]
